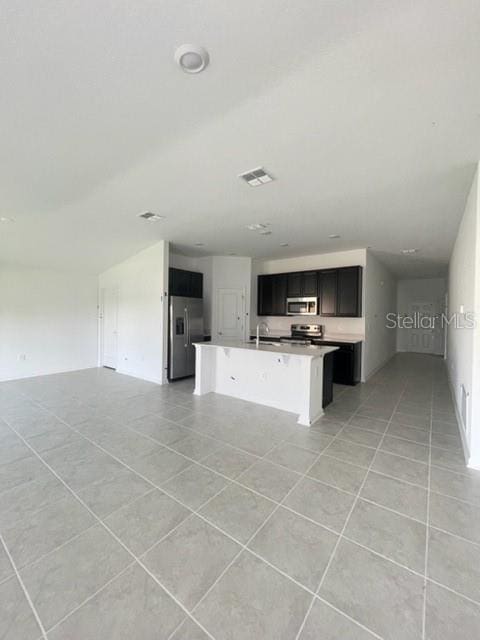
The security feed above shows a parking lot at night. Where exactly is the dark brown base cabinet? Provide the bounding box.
[321,341,362,386]
[322,351,334,407]
[257,266,362,318]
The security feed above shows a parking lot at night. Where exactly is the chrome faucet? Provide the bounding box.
[256,322,269,347]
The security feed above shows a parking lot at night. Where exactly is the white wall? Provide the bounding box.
[99,241,168,384]
[364,251,397,380]
[210,256,251,341]
[251,249,367,337]
[0,264,98,381]
[396,278,446,355]
[447,164,480,467]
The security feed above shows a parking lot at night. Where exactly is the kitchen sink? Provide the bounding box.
[245,340,282,346]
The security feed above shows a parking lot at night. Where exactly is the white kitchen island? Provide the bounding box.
[193,341,338,426]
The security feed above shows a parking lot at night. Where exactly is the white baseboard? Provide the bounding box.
[446,367,470,467]
[364,351,396,382]
[0,364,98,383]
[115,367,164,385]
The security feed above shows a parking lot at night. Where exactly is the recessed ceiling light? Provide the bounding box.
[246,223,268,231]
[400,248,419,254]
[138,212,165,222]
[175,44,209,74]
[0,216,14,223]
[259,230,272,236]
[239,167,274,187]
[280,242,289,247]
[329,234,340,239]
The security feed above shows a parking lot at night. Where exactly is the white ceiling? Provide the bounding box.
[1,0,479,277]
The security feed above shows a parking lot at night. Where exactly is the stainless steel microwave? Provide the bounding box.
[286,297,318,316]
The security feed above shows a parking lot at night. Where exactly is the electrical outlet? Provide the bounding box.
[260,371,267,381]
[18,354,26,361]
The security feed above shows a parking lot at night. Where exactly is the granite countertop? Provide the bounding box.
[318,335,364,344]
[194,340,339,359]
[250,332,364,344]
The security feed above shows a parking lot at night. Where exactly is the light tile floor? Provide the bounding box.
[1,353,479,639]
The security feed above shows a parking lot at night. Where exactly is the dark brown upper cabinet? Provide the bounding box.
[169,268,203,298]
[286,272,302,297]
[336,267,362,317]
[287,271,317,297]
[318,269,337,316]
[257,273,287,316]
[257,266,362,318]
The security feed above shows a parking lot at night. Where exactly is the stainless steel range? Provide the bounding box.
[279,323,325,346]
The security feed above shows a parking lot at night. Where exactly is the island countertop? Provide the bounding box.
[250,332,364,344]
[194,340,338,359]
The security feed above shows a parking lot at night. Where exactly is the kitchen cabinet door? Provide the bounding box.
[337,267,362,317]
[190,271,203,298]
[169,268,203,298]
[302,271,318,296]
[169,268,190,296]
[258,275,274,315]
[258,274,286,316]
[287,273,302,297]
[271,274,287,315]
[318,270,337,316]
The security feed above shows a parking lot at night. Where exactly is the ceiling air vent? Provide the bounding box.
[138,212,165,221]
[239,167,274,187]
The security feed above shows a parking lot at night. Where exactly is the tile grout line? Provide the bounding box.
[3,370,475,639]
[21,396,292,507]
[4,412,473,512]
[6,405,311,640]
[2,421,219,640]
[45,505,205,637]
[8,486,157,577]
[422,369,434,640]
[174,381,384,640]
[8,388,466,489]
[6,373,397,640]
[293,382,408,640]
[0,533,48,640]
[43,559,137,636]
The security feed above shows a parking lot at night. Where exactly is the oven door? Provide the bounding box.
[286,297,318,316]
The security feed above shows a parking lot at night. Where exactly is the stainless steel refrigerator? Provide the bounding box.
[169,296,204,380]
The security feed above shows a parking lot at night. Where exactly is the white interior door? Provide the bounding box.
[408,301,434,353]
[101,287,118,368]
[216,288,245,340]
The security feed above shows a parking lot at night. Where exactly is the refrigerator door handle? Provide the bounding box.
[184,308,189,348]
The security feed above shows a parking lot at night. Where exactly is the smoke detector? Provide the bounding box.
[138,212,165,222]
[239,167,274,187]
[175,44,209,74]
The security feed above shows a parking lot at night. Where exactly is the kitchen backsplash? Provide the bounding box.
[254,315,365,336]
